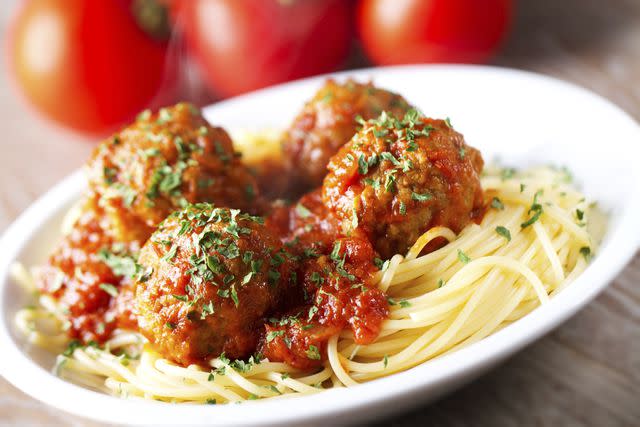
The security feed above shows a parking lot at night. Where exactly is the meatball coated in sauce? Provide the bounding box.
[266,189,340,255]
[261,237,388,370]
[87,102,260,243]
[323,112,484,259]
[282,79,414,196]
[135,204,294,367]
[37,196,140,342]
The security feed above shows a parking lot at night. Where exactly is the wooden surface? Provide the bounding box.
[1,0,639,426]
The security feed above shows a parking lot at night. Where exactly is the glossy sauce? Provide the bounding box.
[37,196,140,342]
[260,237,388,369]
[37,94,485,370]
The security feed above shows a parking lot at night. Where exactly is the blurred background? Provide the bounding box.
[1,0,639,426]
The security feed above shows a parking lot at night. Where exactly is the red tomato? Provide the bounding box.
[357,0,513,65]
[7,0,178,134]
[174,0,352,97]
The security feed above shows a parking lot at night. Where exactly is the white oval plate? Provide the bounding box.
[1,65,639,426]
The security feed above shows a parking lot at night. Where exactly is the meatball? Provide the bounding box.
[265,189,340,255]
[323,112,484,259]
[135,203,294,366]
[282,79,414,195]
[37,196,140,342]
[87,102,260,243]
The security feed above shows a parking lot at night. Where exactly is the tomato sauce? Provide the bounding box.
[260,236,388,369]
[37,94,485,370]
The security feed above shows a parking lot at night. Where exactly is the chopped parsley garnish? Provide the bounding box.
[374,257,390,271]
[384,170,397,193]
[330,241,342,261]
[411,191,432,202]
[490,197,505,210]
[295,203,312,218]
[399,201,406,215]
[501,168,516,180]
[444,117,453,128]
[351,206,359,228]
[161,245,178,262]
[457,249,471,264]
[205,255,224,274]
[576,209,584,221]
[403,109,421,123]
[103,167,117,184]
[63,340,82,356]
[99,283,118,297]
[306,345,321,360]
[380,151,401,167]
[358,154,369,175]
[310,271,324,286]
[521,209,543,228]
[147,160,187,201]
[383,355,389,368]
[495,226,512,242]
[137,110,151,121]
[579,246,592,261]
[201,301,215,319]
[268,270,281,286]
[113,183,137,207]
[177,220,192,236]
[157,108,172,123]
[214,141,230,164]
[266,330,285,343]
[266,385,281,394]
[241,272,254,286]
[230,285,239,307]
[98,250,140,278]
[521,190,544,228]
[373,129,388,138]
[158,169,183,194]
[364,177,381,190]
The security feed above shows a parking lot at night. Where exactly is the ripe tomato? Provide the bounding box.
[174,0,352,98]
[7,0,178,134]
[357,0,513,65]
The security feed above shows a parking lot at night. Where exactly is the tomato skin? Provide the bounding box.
[7,0,177,134]
[357,0,513,65]
[175,0,352,98]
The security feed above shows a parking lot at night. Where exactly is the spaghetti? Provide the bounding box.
[13,164,600,404]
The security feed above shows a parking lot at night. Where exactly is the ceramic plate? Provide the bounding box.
[1,65,639,426]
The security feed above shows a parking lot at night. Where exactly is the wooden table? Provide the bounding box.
[1,1,638,425]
